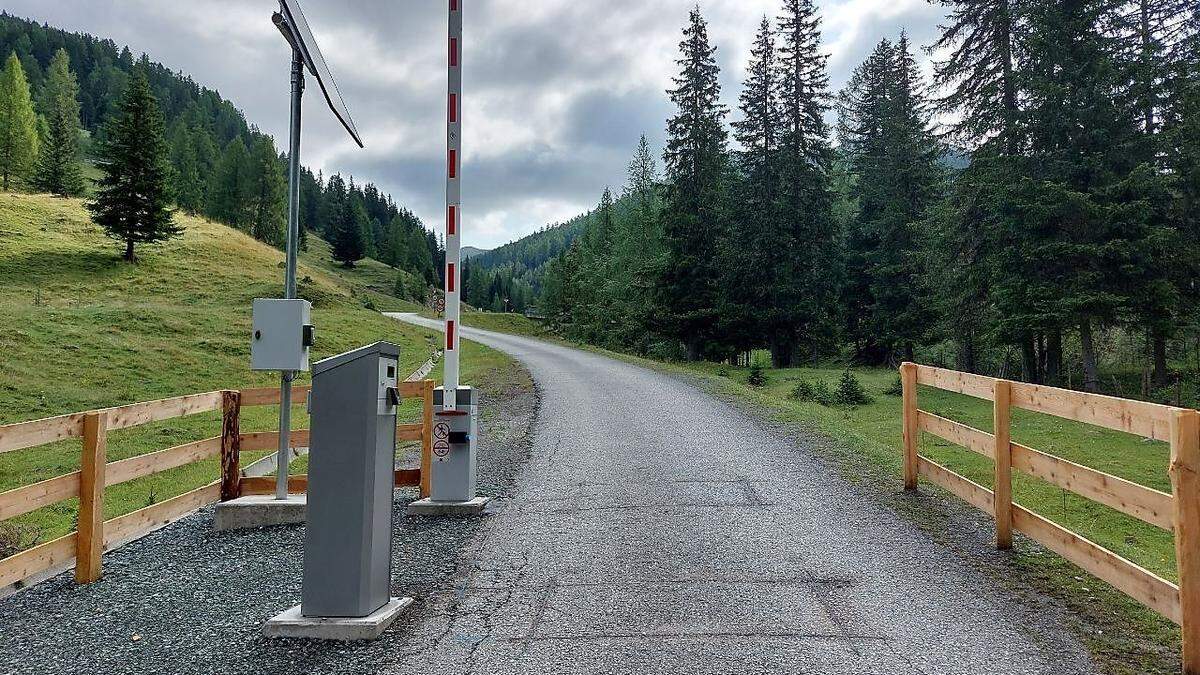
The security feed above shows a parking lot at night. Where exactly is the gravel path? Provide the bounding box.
[0,316,1095,674]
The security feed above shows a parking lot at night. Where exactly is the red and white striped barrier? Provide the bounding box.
[444,0,463,409]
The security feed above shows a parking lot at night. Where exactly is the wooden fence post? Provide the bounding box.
[220,390,242,501]
[1171,408,1200,675]
[420,379,434,499]
[901,363,918,490]
[993,379,1013,550]
[76,411,107,584]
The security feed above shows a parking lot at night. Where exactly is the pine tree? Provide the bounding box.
[32,49,83,196]
[207,137,251,229]
[167,122,203,213]
[657,7,730,361]
[0,52,38,190]
[87,63,179,262]
[331,195,367,267]
[722,17,781,360]
[246,135,286,246]
[775,0,839,364]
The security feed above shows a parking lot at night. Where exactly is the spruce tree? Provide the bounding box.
[32,49,83,196]
[87,63,179,262]
[0,52,38,190]
[207,137,251,229]
[331,195,367,267]
[247,135,286,246]
[168,122,203,213]
[658,7,730,361]
[776,0,839,365]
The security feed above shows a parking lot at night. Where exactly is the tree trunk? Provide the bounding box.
[1045,331,1063,385]
[957,335,977,373]
[1020,333,1039,384]
[1080,319,1100,393]
[770,339,794,369]
[685,338,701,362]
[1152,326,1169,389]
[124,239,135,262]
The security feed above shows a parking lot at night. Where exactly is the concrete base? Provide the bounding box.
[263,597,413,641]
[214,495,306,531]
[406,496,491,517]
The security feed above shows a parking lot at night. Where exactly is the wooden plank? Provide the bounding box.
[1012,505,1180,623]
[239,429,311,452]
[421,379,433,499]
[397,424,424,442]
[0,533,76,589]
[0,472,79,520]
[103,391,224,431]
[914,364,995,401]
[0,412,85,455]
[917,411,993,458]
[75,412,107,584]
[103,482,221,546]
[994,380,1013,550]
[240,471,422,496]
[901,363,918,490]
[238,385,311,408]
[1009,380,1174,441]
[105,437,223,486]
[1170,409,1200,672]
[1011,442,1174,530]
[916,455,994,513]
[220,391,241,501]
[397,380,425,399]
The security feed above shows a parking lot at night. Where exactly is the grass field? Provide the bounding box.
[0,192,509,553]
[458,310,1183,672]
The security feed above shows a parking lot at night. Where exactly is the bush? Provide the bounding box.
[747,361,768,387]
[835,370,874,406]
[883,375,904,397]
[791,379,835,406]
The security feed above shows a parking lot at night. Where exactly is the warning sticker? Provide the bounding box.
[434,422,450,440]
[433,439,451,458]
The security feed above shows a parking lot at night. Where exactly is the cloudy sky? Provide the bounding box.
[6,0,947,249]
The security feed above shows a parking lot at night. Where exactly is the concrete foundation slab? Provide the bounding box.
[214,495,306,531]
[406,496,491,517]
[263,597,413,641]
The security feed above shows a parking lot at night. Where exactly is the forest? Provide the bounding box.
[0,13,440,291]
[471,0,1199,403]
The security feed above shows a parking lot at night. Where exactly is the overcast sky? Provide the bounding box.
[6,0,947,249]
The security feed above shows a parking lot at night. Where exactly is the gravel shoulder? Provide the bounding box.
[0,359,536,675]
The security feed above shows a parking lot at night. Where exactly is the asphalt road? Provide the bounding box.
[385,313,1094,675]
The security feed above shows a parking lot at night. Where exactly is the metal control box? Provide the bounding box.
[251,298,314,372]
[430,386,478,502]
[302,342,400,618]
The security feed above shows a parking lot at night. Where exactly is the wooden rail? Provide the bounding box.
[0,378,436,592]
[900,362,1200,672]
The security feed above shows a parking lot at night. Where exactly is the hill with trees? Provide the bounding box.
[0,12,440,291]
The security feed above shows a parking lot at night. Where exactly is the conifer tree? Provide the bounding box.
[32,49,83,196]
[168,122,203,213]
[207,137,251,229]
[657,7,730,361]
[775,0,839,364]
[87,63,179,262]
[331,194,367,267]
[247,135,286,246]
[0,52,38,190]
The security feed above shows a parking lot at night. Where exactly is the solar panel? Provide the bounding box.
[278,0,364,148]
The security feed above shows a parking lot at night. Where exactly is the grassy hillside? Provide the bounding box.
[0,193,506,552]
[299,234,427,313]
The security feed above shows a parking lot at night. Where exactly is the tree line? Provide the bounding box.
[522,0,1198,396]
[0,13,440,284]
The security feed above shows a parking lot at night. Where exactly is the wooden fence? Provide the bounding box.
[0,379,434,591]
[900,362,1200,673]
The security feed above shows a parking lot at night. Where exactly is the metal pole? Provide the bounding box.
[277,47,304,501]
[444,0,463,410]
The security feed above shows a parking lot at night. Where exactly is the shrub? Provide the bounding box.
[747,361,768,387]
[791,379,835,406]
[835,370,874,406]
[883,375,904,397]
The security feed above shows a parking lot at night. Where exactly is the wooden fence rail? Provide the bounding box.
[900,362,1200,672]
[0,379,435,592]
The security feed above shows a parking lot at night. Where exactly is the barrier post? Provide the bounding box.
[220,390,242,501]
[76,411,107,584]
[1171,408,1200,674]
[993,379,1013,550]
[901,362,918,490]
